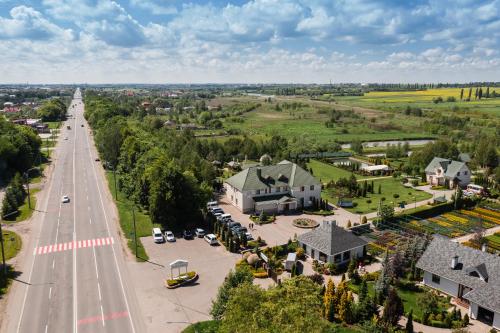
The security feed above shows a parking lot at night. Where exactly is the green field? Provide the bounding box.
[45,121,62,129]
[105,172,159,261]
[307,159,371,183]
[323,178,432,214]
[0,230,22,262]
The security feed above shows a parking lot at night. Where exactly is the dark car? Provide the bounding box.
[183,230,193,239]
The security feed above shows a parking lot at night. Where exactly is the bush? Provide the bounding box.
[393,193,400,198]
[430,320,448,328]
[253,271,268,278]
[366,199,372,204]
[352,202,358,207]
[381,197,386,201]
[296,247,305,260]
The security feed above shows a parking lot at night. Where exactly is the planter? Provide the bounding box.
[165,272,199,289]
[292,218,319,229]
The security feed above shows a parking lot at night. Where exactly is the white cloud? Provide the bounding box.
[129,0,177,15]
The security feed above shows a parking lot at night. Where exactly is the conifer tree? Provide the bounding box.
[323,279,336,321]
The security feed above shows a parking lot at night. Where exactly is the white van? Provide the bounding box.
[152,228,164,243]
[207,201,218,210]
[220,213,231,221]
[204,234,218,245]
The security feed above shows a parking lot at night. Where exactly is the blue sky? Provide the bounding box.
[0,0,499,83]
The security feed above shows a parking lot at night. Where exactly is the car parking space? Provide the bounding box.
[127,233,239,333]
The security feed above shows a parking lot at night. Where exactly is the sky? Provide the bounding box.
[0,0,499,84]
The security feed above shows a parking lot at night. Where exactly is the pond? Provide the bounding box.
[341,139,434,149]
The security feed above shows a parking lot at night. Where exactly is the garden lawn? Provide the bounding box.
[0,230,22,262]
[324,178,432,214]
[307,159,370,183]
[105,172,159,261]
[348,281,449,321]
[45,121,61,129]
[182,320,220,333]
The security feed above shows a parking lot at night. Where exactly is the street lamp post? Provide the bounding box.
[23,167,39,210]
[132,206,138,258]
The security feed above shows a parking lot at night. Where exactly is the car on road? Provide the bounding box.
[67,125,71,130]
[227,221,241,229]
[207,201,218,210]
[64,137,68,140]
[152,228,164,243]
[94,158,100,161]
[164,231,175,242]
[195,228,206,237]
[183,230,193,240]
[204,234,218,245]
[61,195,70,203]
[81,124,84,127]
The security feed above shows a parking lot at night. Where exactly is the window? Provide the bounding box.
[256,189,260,195]
[342,251,350,261]
[431,274,440,284]
[457,172,460,176]
[235,198,238,205]
[464,171,468,175]
[300,186,305,191]
[231,195,234,201]
[334,254,341,263]
[310,185,314,191]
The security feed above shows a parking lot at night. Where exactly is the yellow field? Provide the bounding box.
[363,88,491,102]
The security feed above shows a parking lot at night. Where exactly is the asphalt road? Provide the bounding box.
[4,89,144,333]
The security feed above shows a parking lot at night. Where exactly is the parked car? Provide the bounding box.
[152,228,164,243]
[207,201,218,210]
[164,231,175,242]
[227,221,241,229]
[81,124,84,127]
[183,230,193,239]
[212,208,224,215]
[195,228,206,237]
[204,234,218,245]
[61,195,70,203]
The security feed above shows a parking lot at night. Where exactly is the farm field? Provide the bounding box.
[335,88,500,116]
[218,96,433,146]
[484,232,500,252]
[322,177,432,214]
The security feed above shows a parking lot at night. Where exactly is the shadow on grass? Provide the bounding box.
[136,256,165,268]
[0,265,22,299]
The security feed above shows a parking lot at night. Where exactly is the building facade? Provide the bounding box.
[224,160,321,214]
[425,157,471,189]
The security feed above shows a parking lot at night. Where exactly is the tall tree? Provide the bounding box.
[323,279,336,322]
[406,309,414,333]
[382,288,404,327]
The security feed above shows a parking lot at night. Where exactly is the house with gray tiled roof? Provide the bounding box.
[224,160,321,214]
[425,157,471,189]
[298,221,367,264]
[416,237,500,329]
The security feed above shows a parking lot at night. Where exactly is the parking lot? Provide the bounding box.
[126,232,240,333]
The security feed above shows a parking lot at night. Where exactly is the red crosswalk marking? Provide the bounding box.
[33,237,115,256]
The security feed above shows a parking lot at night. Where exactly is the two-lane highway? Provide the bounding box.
[5,89,144,333]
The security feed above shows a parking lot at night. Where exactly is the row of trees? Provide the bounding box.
[0,117,42,183]
[1,173,26,218]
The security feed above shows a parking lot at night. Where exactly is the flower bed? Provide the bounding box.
[165,271,198,289]
[292,218,319,228]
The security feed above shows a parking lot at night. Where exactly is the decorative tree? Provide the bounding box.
[382,288,404,327]
[406,309,414,333]
[323,279,336,322]
[375,250,391,302]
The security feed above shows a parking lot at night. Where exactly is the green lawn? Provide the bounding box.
[307,159,370,183]
[323,177,432,214]
[105,172,158,261]
[0,230,22,262]
[4,188,40,223]
[182,320,220,333]
[45,121,62,129]
[348,281,449,321]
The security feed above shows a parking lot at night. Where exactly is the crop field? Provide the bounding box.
[336,88,500,116]
[484,232,500,252]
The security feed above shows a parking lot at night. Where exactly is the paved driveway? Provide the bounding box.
[126,234,239,333]
[219,198,336,246]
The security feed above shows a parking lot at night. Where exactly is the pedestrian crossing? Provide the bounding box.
[33,237,115,255]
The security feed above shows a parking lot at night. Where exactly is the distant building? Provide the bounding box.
[360,164,392,175]
[298,221,367,264]
[417,237,500,330]
[425,157,471,189]
[224,160,321,214]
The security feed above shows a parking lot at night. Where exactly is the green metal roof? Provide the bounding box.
[225,160,320,191]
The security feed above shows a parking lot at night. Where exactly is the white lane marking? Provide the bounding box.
[92,245,99,280]
[97,282,102,301]
[17,126,59,333]
[52,258,55,270]
[89,218,92,225]
[72,95,78,333]
[86,117,137,333]
[48,287,52,299]
[100,305,105,327]
[45,325,48,333]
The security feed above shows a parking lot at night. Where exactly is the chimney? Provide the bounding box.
[481,243,487,252]
[451,255,459,269]
[256,168,262,179]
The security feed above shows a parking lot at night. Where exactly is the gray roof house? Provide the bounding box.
[425,157,471,189]
[224,160,321,213]
[298,221,367,265]
[417,237,500,329]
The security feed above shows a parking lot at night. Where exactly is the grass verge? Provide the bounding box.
[105,172,158,261]
[0,230,22,262]
[4,188,40,223]
[182,320,220,333]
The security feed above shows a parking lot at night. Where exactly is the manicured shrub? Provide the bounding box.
[393,193,400,198]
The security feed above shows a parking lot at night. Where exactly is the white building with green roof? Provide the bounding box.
[224,160,321,214]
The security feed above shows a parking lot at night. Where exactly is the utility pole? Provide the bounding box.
[25,173,31,210]
[1,211,18,277]
[113,167,118,200]
[132,206,137,258]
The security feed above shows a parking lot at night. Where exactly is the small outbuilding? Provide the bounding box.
[298,221,367,265]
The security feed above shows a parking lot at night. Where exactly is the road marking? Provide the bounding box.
[48,287,52,299]
[97,282,102,301]
[52,258,55,269]
[73,98,78,333]
[92,246,99,279]
[77,311,128,327]
[32,237,115,256]
[86,121,137,333]
[89,218,92,225]
[45,325,48,333]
